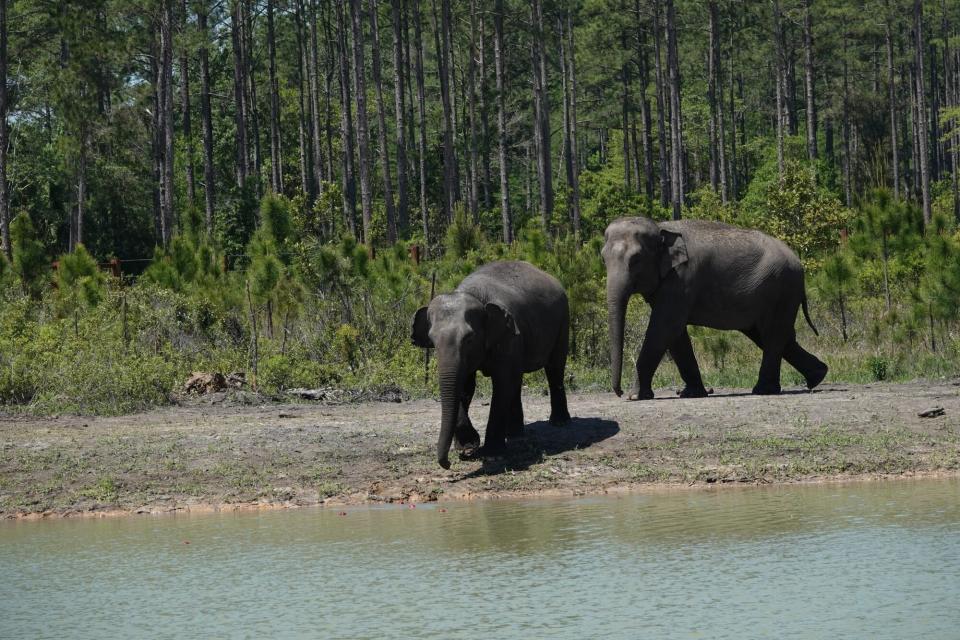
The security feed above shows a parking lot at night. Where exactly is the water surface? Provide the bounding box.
[2,479,959,639]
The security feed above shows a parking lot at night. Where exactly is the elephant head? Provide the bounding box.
[601,217,688,396]
[412,293,517,469]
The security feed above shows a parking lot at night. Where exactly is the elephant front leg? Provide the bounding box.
[455,371,481,456]
[481,374,519,457]
[506,377,525,439]
[630,305,685,401]
[669,329,711,398]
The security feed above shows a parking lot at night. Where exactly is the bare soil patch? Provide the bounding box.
[2,381,959,518]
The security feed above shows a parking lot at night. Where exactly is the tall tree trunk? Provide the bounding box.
[433,0,458,221]
[652,0,670,208]
[929,43,941,183]
[197,4,216,232]
[944,0,959,221]
[886,1,900,199]
[151,36,163,242]
[493,0,511,243]
[75,143,86,249]
[391,0,409,234]
[842,24,852,207]
[665,0,683,219]
[478,15,492,211]
[728,44,738,200]
[466,0,480,220]
[560,17,571,192]
[914,0,931,225]
[910,63,921,199]
[413,0,430,245]
[566,11,582,236]
[294,2,313,203]
[0,0,9,261]
[323,1,338,201]
[349,0,374,243]
[337,0,357,237]
[803,0,817,162]
[231,1,248,188]
[180,0,196,207]
[707,1,722,196]
[243,1,262,193]
[634,3,655,202]
[532,0,553,230]
[621,44,632,194]
[773,0,786,180]
[308,0,325,194]
[368,0,397,242]
[160,0,175,245]
[267,0,283,192]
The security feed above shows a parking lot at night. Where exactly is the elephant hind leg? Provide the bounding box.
[784,341,828,389]
[669,329,710,398]
[545,329,572,425]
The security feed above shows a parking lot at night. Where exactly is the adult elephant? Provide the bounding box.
[411,261,571,469]
[603,217,828,400]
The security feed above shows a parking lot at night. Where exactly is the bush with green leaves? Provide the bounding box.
[739,155,850,266]
[54,244,107,335]
[10,212,49,299]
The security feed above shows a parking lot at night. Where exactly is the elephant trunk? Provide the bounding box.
[607,278,629,397]
[436,360,462,469]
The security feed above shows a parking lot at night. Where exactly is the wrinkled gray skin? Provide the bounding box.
[603,217,828,400]
[412,261,571,469]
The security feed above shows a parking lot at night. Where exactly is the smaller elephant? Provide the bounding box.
[603,216,828,400]
[411,261,571,469]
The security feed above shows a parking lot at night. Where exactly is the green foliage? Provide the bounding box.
[0,251,9,287]
[913,214,960,329]
[444,205,485,259]
[334,324,361,371]
[740,159,851,265]
[259,353,341,392]
[685,187,737,224]
[577,161,658,236]
[10,213,49,299]
[54,244,107,321]
[217,178,260,269]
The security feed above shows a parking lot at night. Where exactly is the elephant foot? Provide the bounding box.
[805,364,828,390]
[505,423,525,439]
[677,386,713,398]
[457,445,482,461]
[752,382,782,395]
[478,440,508,459]
[549,411,572,426]
[454,423,481,452]
[627,387,655,401]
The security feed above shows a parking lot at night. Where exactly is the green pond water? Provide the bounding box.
[1,479,959,639]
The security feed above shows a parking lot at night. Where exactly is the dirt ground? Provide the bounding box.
[2,381,960,518]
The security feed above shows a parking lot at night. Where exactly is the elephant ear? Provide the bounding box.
[659,229,688,278]
[411,306,433,348]
[485,302,519,350]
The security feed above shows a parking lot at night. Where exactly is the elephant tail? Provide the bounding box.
[801,293,819,336]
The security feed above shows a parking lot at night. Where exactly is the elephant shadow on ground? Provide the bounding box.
[652,387,844,401]
[457,417,620,479]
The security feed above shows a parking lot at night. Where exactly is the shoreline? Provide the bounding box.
[3,382,960,522]
[8,469,960,522]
